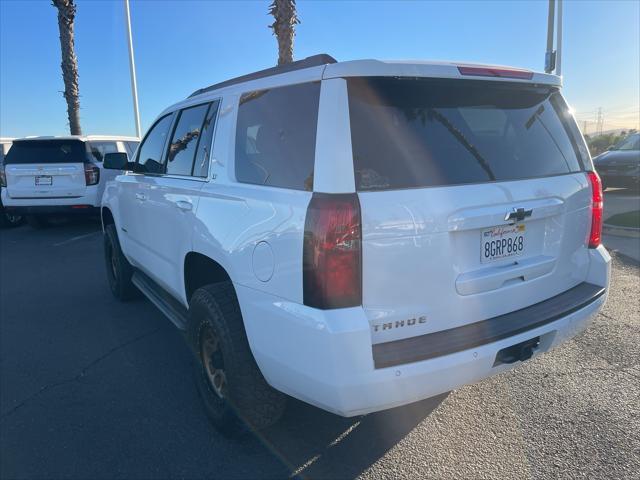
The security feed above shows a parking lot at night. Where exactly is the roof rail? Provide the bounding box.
[188,54,337,98]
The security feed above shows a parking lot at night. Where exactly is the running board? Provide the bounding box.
[132,271,188,330]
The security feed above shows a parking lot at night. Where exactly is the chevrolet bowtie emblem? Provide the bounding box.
[505,207,533,223]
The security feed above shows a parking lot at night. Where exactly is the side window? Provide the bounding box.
[235,82,320,191]
[166,103,210,176]
[136,114,174,174]
[89,141,118,162]
[193,101,220,177]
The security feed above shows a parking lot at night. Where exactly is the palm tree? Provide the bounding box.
[52,0,82,135]
[269,0,299,65]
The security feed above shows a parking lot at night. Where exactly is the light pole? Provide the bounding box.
[556,0,563,76]
[545,0,563,75]
[545,0,556,73]
[124,0,141,138]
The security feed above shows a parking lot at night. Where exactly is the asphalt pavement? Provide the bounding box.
[603,187,640,219]
[1,218,638,479]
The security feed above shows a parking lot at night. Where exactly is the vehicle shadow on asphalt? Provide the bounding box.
[2,217,445,479]
[4,215,101,235]
[253,393,449,479]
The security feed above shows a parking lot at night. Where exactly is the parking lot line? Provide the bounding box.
[53,231,100,247]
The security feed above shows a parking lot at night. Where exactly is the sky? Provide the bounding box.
[1,0,638,138]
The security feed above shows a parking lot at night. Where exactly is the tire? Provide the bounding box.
[0,210,23,228]
[188,282,286,436]
[104,224,139,301]
[26,215,49,228]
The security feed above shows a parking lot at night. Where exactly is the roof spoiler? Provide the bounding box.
[188,54,337,98]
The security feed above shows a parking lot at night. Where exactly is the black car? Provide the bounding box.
[0,140,24,228]
[593,133,640,190]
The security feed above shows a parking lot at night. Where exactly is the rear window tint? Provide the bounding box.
[235,82,320,191]
[4,140,88,165]
[347,77,584,191]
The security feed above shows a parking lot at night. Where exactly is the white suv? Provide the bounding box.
[101,55,610,434]
[1,135,139,227]
[0,137,24,228]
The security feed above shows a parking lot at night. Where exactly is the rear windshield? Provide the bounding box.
[4,140,88,165]
[347,77,587,191]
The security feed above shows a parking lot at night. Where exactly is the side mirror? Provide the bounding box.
[103,152,131,171]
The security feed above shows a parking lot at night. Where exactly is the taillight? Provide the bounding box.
[457,65,534,80]
[84,164,100,186]
[0,166,6,187]
[303,193,362,309]
[587,171,603,248]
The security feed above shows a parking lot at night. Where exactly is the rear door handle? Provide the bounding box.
[135,193,147,201]
[175,200,192,211]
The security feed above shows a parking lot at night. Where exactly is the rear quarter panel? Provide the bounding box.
[191,92,312,304]
[193,183,310,303]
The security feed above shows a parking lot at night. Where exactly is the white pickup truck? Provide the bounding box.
[100,55,610,435]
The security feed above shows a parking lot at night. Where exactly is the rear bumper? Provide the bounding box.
[1,186,100,213]
[237,246,611,417]
[373,282,605,369]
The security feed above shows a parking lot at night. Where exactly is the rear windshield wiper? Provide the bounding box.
[428,108,496,181]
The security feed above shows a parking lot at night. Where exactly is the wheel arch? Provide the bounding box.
[101,206,114,232]
[183,251,235,305]
[183,251,243,351]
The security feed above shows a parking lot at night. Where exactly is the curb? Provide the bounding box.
[603,224,640,238]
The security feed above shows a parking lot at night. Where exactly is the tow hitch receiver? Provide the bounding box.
[494,336,540,366]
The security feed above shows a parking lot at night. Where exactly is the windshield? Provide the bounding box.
[347,77,588,191]
[612,133,640,151]
[4,139,88,164]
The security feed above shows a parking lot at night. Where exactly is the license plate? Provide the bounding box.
[481,224,526,263]
[35,175,52,186]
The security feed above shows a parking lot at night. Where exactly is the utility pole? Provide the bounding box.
[545,0,556,73]
[596,108,604,136]
[124,0,141,138]
[555,0,563,76]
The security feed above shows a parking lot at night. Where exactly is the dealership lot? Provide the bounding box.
[0,218,638,479]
